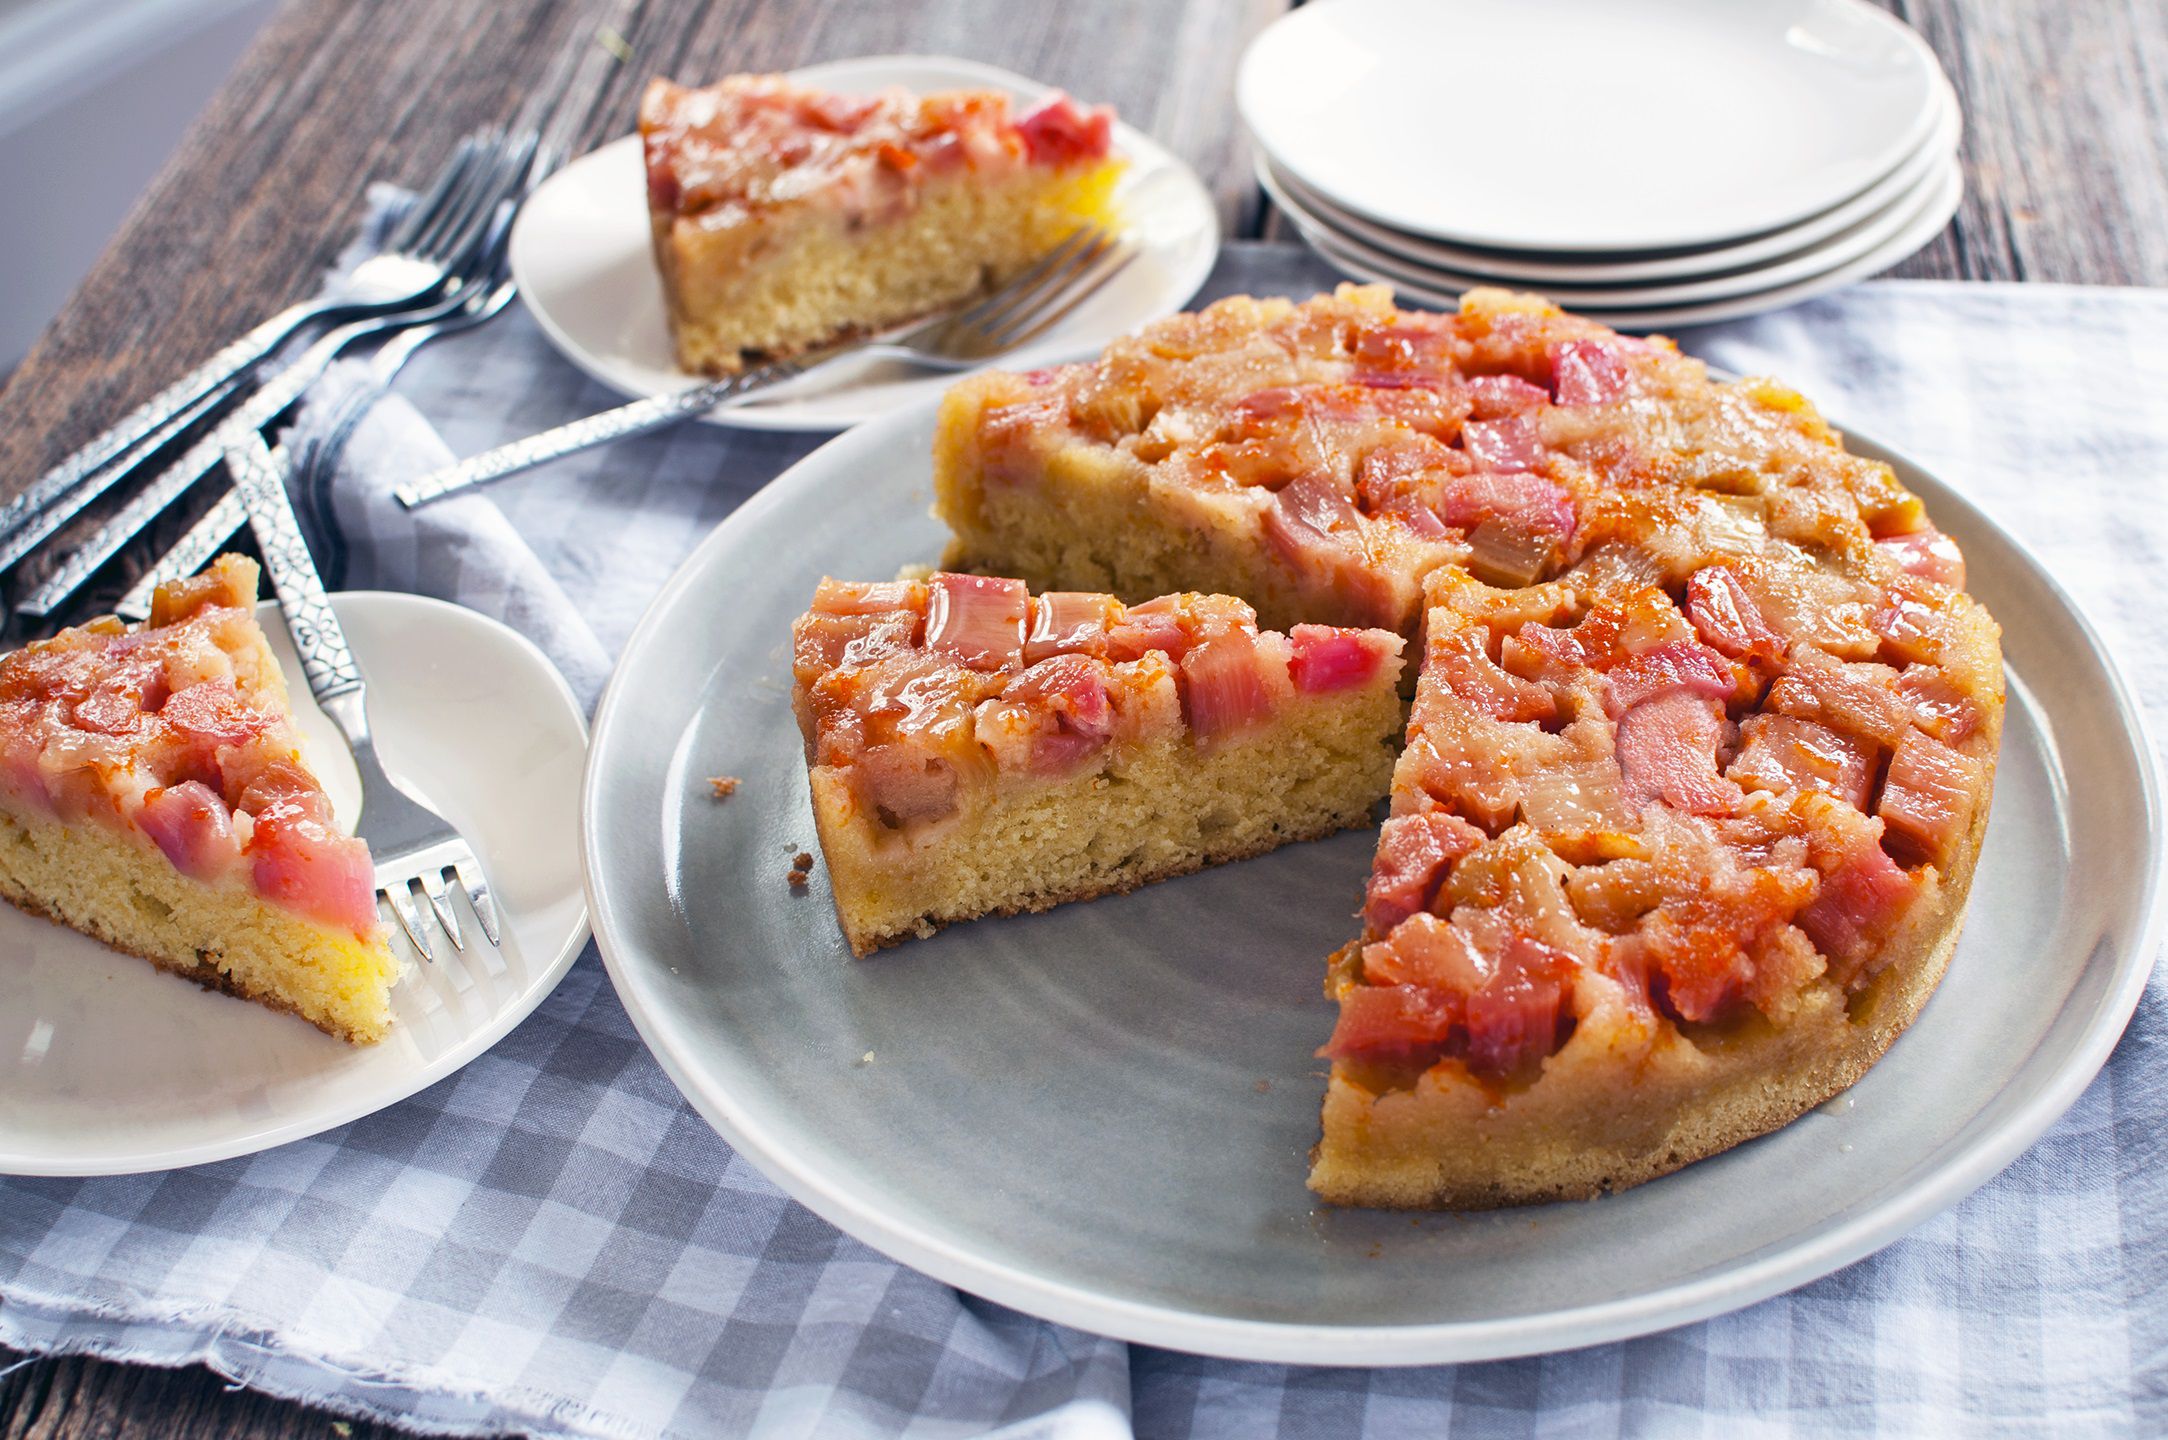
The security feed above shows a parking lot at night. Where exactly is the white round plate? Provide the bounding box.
[1308,158,1963,332]
[584,391,2161,1365]
[1238,0,1945,253]
[511,53,1219,433]
[1260,77,1960,286]
[1291,150,1960,310]
[0,593,590,1176]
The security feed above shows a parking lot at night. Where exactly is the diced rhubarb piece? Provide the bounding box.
[1603,639,1736,717]
[1288,625,1395,694]
[1797,828,1922,976]
[1360,911,1486,989]
[1429,626,1556,724]
[993,654,1117,772]
[1465,374,1549,419]
[1363,811,1486,934]
[1463,934,1574,1078]
[1462,415,1541,472]
[1465,519,1556,588]
[1614,691,1739,816]
[1877,730,1982,867]
[1686,566,1787,663]
[1549,340,1630,406]
[1104,597,1193,663]
[811,578,927,617]
[1320,982,1458,1064]
[924,573,1027,670]
[1014,93,1115,165]
[1897,666,1980,744]
[1025,592,1120,662]
[1177,630,1279,747]
[0,710,52,815]
[1263,474,1369,579]
[850,743,963,829]
[138,781,242,881]
[1873,591,1957,667]
[247,790,377,935]
[1727,714,1876,810]
[1766,654,1911,749]
[1877,526,1966,589]
[1430,469,1576,540]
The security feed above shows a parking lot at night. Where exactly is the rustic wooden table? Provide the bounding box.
[1,0,2162,1435]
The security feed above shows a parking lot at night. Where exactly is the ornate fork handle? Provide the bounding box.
[227,430,364,705]
[0,304,315,551]
[13,317,386,620]
[394,358,808,508]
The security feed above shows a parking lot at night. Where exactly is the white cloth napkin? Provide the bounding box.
[2,247,2164,1438]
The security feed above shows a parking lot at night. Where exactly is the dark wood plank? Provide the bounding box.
[0,1346,401,1440]
[1261,0,2168,288]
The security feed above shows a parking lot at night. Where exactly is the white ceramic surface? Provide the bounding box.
[1308,159,1962,332]
[0,593,591,1176]
[1290,152,1960,310]
[1238,0,1945,252]
[583,393,2162,1365]
[1258,77,1960,287]
[510,54,1219,433]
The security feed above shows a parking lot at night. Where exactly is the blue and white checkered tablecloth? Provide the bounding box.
[3,243,2165,1437]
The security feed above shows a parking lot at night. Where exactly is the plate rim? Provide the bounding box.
[1281,149,1959,310]
[1256,77,1961,285]
[1303,158,1963,332]
[508,52,1220,434]
[583,397,2163,1365]
[0,590,593,1178]
[1236,0,1947,254]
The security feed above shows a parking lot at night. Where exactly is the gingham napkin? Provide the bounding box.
[3,246,2164,1438]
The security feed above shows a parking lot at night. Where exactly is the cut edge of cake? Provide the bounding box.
[0,555,401,1045]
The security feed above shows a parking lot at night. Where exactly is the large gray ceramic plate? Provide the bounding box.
[584,400,2164,1365]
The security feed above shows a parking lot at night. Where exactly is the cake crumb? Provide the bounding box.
[1253,1079,1272,1094]
[707,775,740,799]
[787,850,815,889]
[856,1050,876,1067]
[794,851,814,869]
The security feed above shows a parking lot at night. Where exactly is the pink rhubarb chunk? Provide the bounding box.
[1288,625,1392,694]
[138,781,242,881]
[1614,692,1740,816]
[925,573,1027,670]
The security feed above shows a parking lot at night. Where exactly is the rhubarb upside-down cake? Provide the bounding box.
[0,557,399,1044]
[642,74,1123,376]
[907,284,2003,1208]
[791,573,1404,954]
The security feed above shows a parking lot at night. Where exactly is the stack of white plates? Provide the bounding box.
[1237,0,1963,330]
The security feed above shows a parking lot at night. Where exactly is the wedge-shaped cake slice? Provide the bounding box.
[791,573,1405,954]
[643,74,1124,376]
[1310,461,2002,1209]
[0,556,398,1044]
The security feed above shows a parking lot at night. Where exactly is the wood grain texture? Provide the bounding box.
[0,0,2161,1434]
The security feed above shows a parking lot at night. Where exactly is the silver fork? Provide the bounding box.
[225,426,500,966]
[14,259,520,619]
[0,133,522,560]
[112,276,522,621]
[394,224,1138,507]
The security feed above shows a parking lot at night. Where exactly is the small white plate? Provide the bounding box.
[1238,0,1945,253]
[1289,151,1959,310]
[1260,76,1960,286]
[510,53,1220,433]
[0,593,590,1177]
[1307,159,1963,332]
[584,389,2161,1366]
